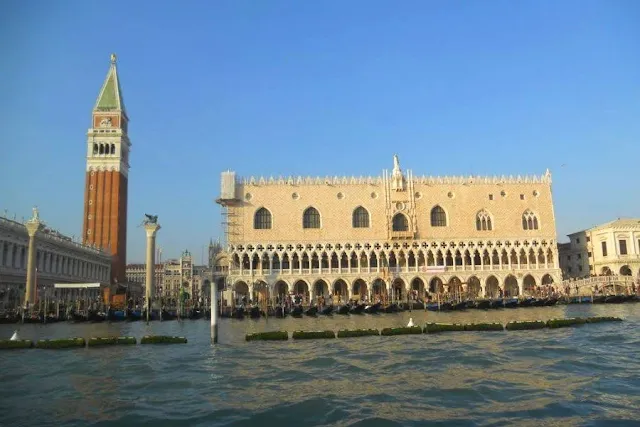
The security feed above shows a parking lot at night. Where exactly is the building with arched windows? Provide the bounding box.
[215,156,562,303]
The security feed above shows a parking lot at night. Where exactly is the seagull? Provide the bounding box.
[10,330,19,341]
[407,318,414,327]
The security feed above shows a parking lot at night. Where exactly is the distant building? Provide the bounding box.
[125,263,164,290]
[215,156,562,301]
[0,213,111,307]
[559,219,640,279]
[126,248,212,300]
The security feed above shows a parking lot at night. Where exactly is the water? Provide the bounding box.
[1,304,640,426]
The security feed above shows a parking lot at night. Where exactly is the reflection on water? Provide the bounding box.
[1,304,639,426]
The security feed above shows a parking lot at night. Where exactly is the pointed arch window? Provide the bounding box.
[303,207,321,229]
[352,206,370,228]
[254,208,272,229]
[476,209,493,231]
[392,213,408,231]
[430,205,447,227]
[522,210,539,230]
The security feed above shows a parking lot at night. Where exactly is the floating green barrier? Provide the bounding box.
[546,318,587,328]
[292,330,335,340]
[246,331,288,341]
[36,338,86,349]
[464,323,504,332]
[0,339,33,349]
[505,320,547,330]
[424,323,465,333]
[380,326,423,336]
[337,329,380,338]
[140,335,187,344]
[586,316,623,323]
[88,337,137,347]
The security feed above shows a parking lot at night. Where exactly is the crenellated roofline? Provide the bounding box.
[237,170,553,186]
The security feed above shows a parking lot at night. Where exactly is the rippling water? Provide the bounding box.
[1,304,640,426]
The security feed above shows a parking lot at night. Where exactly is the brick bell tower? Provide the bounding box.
[82,53,130,284]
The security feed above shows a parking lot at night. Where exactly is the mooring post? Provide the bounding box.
[211,283,218,344]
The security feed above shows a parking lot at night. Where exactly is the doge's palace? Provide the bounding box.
[215,156,561,302]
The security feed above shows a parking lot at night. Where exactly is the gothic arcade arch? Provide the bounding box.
[504,275,519,297]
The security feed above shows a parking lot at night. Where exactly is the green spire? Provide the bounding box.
[94,53,127,117]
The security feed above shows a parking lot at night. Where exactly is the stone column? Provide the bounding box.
[144,222,161,308]
[24,208,43,308]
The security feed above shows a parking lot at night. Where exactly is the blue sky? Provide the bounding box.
[2,0,639,263]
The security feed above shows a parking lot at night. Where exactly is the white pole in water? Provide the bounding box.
[211,282,218,343]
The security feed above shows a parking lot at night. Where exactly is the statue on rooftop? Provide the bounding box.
[144,214,158,224]
[391,154,405,192]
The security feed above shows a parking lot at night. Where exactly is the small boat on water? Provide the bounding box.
[127,310,143,322]
[321,305,333,315]
[161,310,177,321]
[474,299,491,310]
[232,306,245,319]
[451,301,468,311]
[290,305,304,318]
[108,310,126,322]
[88,311,107,322]
[305,306,318,316]
[349,303,365,314]
[383,303,399,313]
[504,297,519,308]
[593,296,606,304]
[248,306,261,319]
[336,305,350,315]
[364,302,381,314]
[405,301,425,310]
[274,305,288,318]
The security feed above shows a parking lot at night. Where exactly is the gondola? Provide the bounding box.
[349,303,366,314]
[451,301,468,311]
[518,298,534,308]
[88,311,107,322]
[592,295,606,304]
[249,306,261,319]
[232,306,245,319]
[274,305,288,318]
[305,306,318,316]
[544,297,558,306]
[23,314,43,324]
[405,301,425,310]
[427,302,451,311]
[108,309,126,322]
[384,303,399,313]
[489,299,504,309]
[320,305,333,315]
[189,308,204,319]
[531,298,547,307]
[336,304,350,315]
[604,295,625,304]
[70,312,88,322]
[504,297,519,308]
[0,313,19,324]
[161,309,177,321]
[474,299,491,310]
[127,310,143,321]
[364,302,381,314]
[290,305,304,318]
